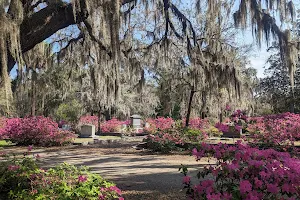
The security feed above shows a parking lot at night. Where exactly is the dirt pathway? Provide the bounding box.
[2,141,206,200]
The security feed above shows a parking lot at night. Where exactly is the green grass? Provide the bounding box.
[0,140,11,147]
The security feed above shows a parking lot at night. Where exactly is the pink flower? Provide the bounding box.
[183,176,191,184]
[266,183,279,194]
[225,104,231,111]
[119,198,124,200]
[207,193,221,200]
[78,175,87,182]
[28,145,33,151]
[239,180,252,194]
[259,171,267,179]
[245,192,260,200]
[235,125,242,132]
[109,186,122,195]
[8,165,20,171]
[192,148,204,160]
[253,178,263,189]
[222,192,232,200]
[281,183,290,193]
[30,189,38,194]
[215,123,229,133]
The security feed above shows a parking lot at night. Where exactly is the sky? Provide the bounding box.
[237,31,271,78]
[234,1,300,79]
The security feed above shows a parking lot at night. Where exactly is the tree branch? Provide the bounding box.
[83,19,112,57]
[7,1,89,73]
[121,0,136,5]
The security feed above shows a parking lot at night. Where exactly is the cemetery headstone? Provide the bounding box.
[222,125,241,138]
[62,124,71,131]
[80,124,96,138]
[130,114,141,128]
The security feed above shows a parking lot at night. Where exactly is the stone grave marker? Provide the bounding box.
[80,124,96,138]
[130,114,141,128]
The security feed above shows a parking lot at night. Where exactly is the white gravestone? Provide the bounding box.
[130,114,142,128]
[80,124,96,138]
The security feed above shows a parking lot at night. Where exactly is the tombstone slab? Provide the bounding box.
[80,124,96,138]
[130,114,142,128]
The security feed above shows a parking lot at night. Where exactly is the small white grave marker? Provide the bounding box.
[80,124,96,138]
[130,114,142,128]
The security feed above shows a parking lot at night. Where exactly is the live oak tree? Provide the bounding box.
[0,0,298,116]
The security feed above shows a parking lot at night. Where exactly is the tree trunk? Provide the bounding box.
[290,85,295,113]
[31,70,36,116]
[104,109,111,121]
[98,109,101,134]
[219,112,223,123]
[41,93,45,115]
[185,87,195,127]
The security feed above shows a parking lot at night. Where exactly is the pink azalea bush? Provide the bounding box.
[79,115,99,130]
[145,131,184,153]
[145,117,211,152]
[101,118,130,133]
[246,112,300,151]
[182,118,210,130]
[145,127,209,153]
[144,117,175,134]
[145,117,211,134]
[215,109,248,133]
[181,141,300,199]
[0,116,76,146]
[79,116,130,133]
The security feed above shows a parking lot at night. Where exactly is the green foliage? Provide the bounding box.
[0,140,11,147]
[0,153,122,200]
[183,128,202,137]
[171,104,181,120]
[55,100,83,123]
[258,50,300,114]
[182,128,208,142]
[144,130,183,153]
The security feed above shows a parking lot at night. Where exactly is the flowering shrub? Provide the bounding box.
[246,112,300,152]
[144,118,212,152]
[204,126,223,137]
[144,117,174,134]
[101,118,130,133]
[182,118,210,130]
[0,116,76,146]
[183,128,208,142]
[145,117,212,136]
[79,115,99,130]
[79,116,130,133]
[145,130,184,153]
[215,109,248,134]
[145,127,210,153]
[180,141,300,199]
[0,149,123,200]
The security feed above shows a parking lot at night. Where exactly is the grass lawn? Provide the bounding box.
[0,140,12,147]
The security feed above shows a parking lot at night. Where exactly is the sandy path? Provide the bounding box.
[2,141,207,200]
